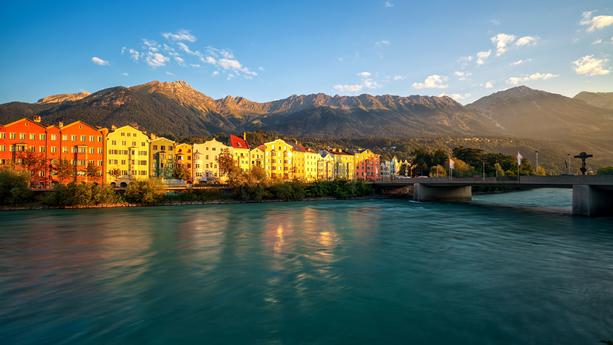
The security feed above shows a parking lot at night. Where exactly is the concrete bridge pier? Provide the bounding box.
[572,185,613,217]
[413,183,472,202]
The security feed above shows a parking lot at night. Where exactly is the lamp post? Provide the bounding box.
[567,154,571,175]
[535,150,539,172]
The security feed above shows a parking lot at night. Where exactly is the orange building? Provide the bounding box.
[0,117,107,186]
[0,117,49,187]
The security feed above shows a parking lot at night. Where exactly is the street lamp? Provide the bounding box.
[535,150,539,170]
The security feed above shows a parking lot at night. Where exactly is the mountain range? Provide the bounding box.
[1,80,612,144]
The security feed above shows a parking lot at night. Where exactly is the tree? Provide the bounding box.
[53,159,75,183]
[534,166,546,176]
[451,158,474,177]
[429,164,447,177]
[218,149,242,185]
[17,151,46,183]
[494,163,505,177]
[108,168,122,182]
[597,166,613,175]
[0,168,33,205]
[86,162,100,182]
[173,163,191,181]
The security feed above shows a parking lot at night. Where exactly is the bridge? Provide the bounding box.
[374,176,613,217]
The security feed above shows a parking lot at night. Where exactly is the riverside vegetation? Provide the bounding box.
[0,168,374,208]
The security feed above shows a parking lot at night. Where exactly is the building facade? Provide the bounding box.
[105,125,150,186]
[262,139,294,181]
[354,149,381,181]
[150,136,176,178]
[229,134,251,172]
[193,138,229,182]
[174,143,193,181]
[317,150,335,181]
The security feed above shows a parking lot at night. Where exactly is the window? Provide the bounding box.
[29,133,35,140]
[51,134,57,141]
[98,136,103,142]
[112,140,116,145]
[141,142,145,147]
[0,133,5,139]
[10,133,16,139]
[161,145,165,151]
[0,145,5,152]
[51,146,57,153]
[121,132,125,136]
[122,141,126,146]
[71,135,77,142]
[132,141,136,146]
[62,135,68,141]
[20,133,26,139]
[89,148,95,154]
[40,134,46,140]
[89,135,94,142]
[153,145,158,150]
[62,147,68,153]
[40,146,45,152]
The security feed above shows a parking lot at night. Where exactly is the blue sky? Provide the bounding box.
[1,0,612,104]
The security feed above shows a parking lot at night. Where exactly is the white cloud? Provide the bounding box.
[204,47,257,78]
[333,83,364,93]
[515,36,538,47]
[592,38,603,45]
[483,81,494,89]
[165,71,175,76]
[476,50,491,65]
[510,58,531,66]
[122,72,129,76]
[392,75,405,81]
[573,55,610,76]
[212,71,220,77]
[454,71,472,81]
[507,72,558,85]
[439,92,471,102]
[384,1,394,8]
[174,56,185,65]
[580,11,613,32]
[491,33,516,56]
[375,40,391,47]
[91,56,109,66]
[333,72,382,94]
[162,30,196,42]
[412,74,448,89]
[146,52,169,68]
[190,63,201,68]
[177,42,198,55]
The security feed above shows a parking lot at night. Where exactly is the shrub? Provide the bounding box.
[124,180,165,205]
[43,183,121,207]
[0,169,33,205]
[269,182,305,201]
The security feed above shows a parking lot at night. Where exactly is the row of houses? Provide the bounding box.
[0,117,384,187]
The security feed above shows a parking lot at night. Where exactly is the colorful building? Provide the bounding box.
[261,139,294,181]
[250,146,265,170]
[229,134,251,172]
[193,138,229,182]
[105,125,150,186]
[150,135,176,178]
[174,143,193,181]
[317,150,335,181]
[329,148,355,180]
[0,118,49,187]
[354,149,380,181]
[57,121,106,184]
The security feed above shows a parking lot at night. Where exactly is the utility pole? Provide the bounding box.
[567,154,571,175]
[535,150,539,171]
[482,160,485,180]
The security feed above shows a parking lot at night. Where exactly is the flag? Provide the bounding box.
[449,158,455,169]
[517,152,523,165]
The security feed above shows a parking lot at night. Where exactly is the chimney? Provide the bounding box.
[111,125,117,131]
[150,133,157,140]
[58,121,64,128]
[243,131,247,141]
[33,115,42,123]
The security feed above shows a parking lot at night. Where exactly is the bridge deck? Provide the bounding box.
[374,176,613,189]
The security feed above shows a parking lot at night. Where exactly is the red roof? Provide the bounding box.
[229,134,250,149]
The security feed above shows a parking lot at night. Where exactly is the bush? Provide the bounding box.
[0,169,33,205]
[597,166,613,175]
[269,182,305,201]
[43,183,121,207]
[124,180,165,205]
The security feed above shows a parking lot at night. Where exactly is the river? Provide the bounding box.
[1,189,612,344]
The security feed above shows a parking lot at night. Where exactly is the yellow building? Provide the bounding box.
[317,151,335,181]
[193,138,229,182]
[330,148,355,180]
[106,125,150,186]
[229,134,251,172]
[262,139,294,181]
[150,135,176,178]
[174,143,193,181]
[250,146,265,169]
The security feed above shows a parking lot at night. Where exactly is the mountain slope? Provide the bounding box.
[574,91,613,110]
[466,86,613,140]
[1,82,612,143]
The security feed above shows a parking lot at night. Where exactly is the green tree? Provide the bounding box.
[597,166,613,175]
[494,163,505,177]
[0,168,33,205]
[86,162,100,182]
[53,159,75,183]
[108,168,122,182]
[173,163,191,181]
[124,180,165,205]
[17,151,47,184]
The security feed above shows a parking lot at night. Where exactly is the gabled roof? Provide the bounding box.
[61,120,105,133]
[1,117,46,130]
[229,134,250,149]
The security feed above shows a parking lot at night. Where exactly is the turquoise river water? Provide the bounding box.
[1,188,613,344]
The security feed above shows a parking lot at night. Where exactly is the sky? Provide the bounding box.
[1,0,612,104]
